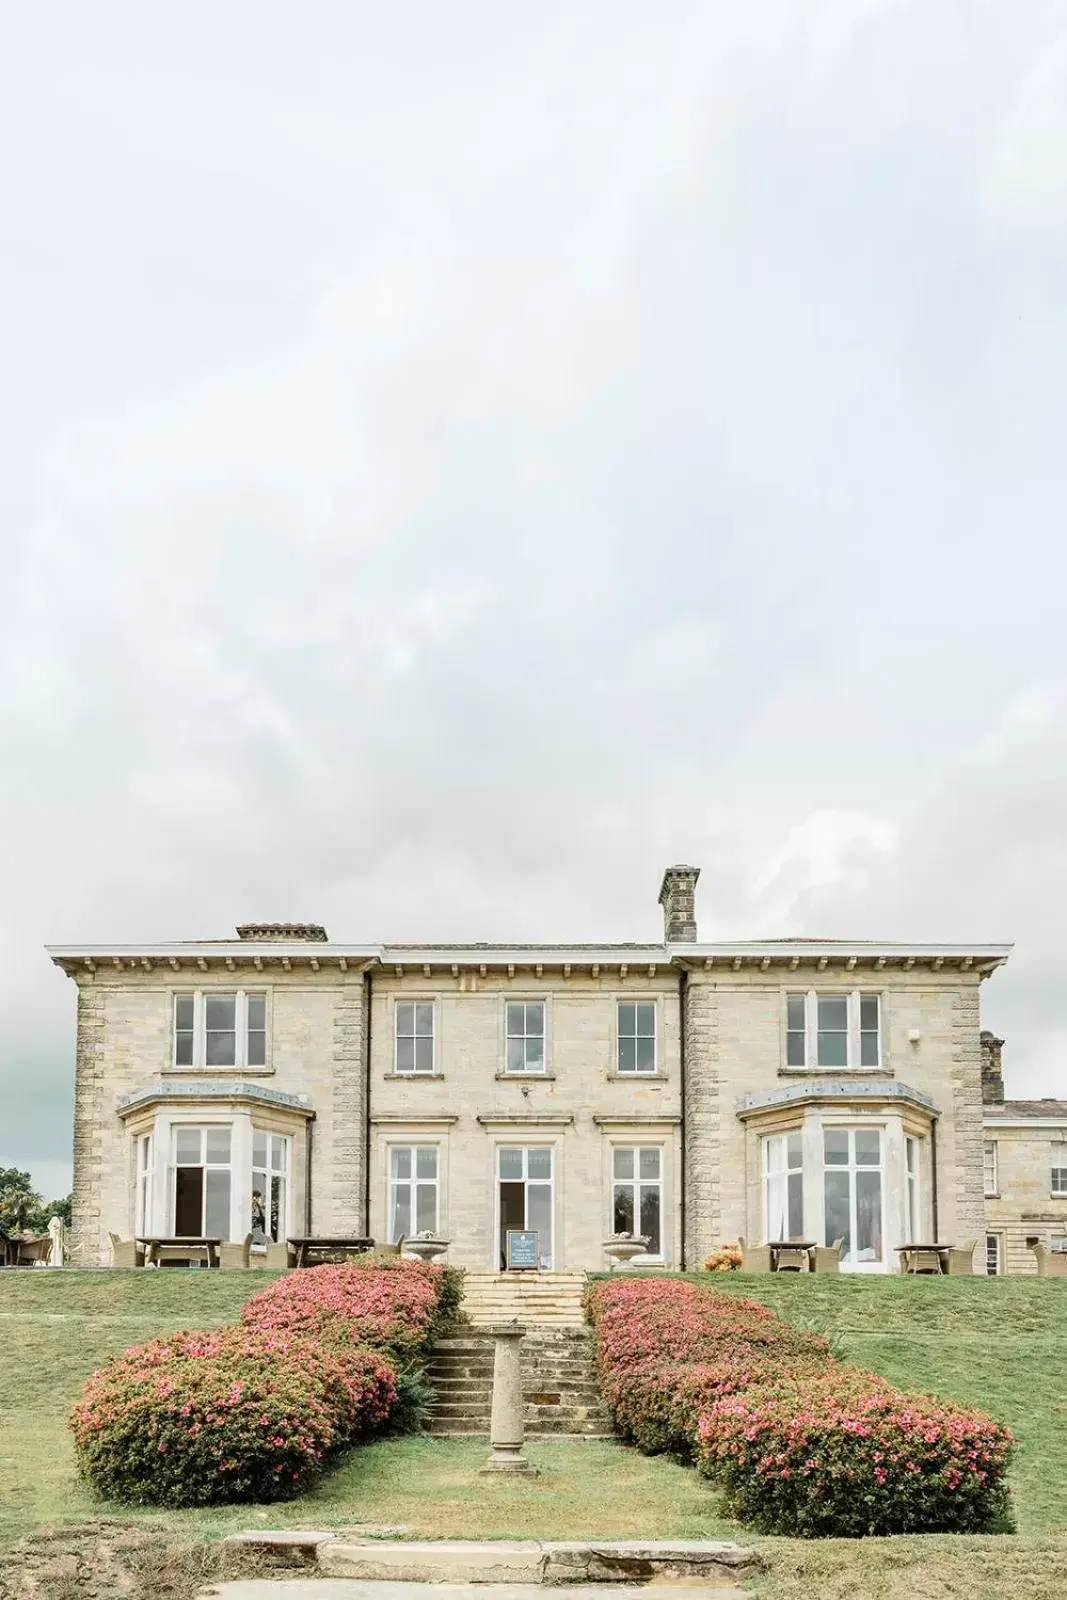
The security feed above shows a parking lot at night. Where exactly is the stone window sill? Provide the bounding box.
[383,1072,446,1082]
[606,1071,668,1083]
[777,1067,894,1079]
[495,1071,557,1082]
[162,1067,275,1078]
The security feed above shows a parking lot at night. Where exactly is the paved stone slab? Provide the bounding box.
[205,1584,752,1599]
[320,1541,546,1584]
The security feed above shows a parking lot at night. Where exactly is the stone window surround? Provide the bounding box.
[782,989,884,1074]
[612,993,663,1079]
[385,1140,442,1241]
[166,988,274,1076]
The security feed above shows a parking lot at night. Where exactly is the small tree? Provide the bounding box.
[0,1168,46,1237]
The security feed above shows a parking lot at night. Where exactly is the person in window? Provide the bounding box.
[251,1190,267,1244]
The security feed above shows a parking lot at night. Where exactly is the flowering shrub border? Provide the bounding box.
[71,1256,460,1508]
[70,1327,396,1506]
[586,1277,1014,1537]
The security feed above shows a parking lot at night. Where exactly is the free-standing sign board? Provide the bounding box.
[506,1229,540,1271]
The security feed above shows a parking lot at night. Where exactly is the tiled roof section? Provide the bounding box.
[986,1100,1067,1119]
[236,923,328,942]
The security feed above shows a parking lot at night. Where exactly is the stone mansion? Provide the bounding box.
[50,866,1026,1275]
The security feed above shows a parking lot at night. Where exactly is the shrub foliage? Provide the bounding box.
[586,1276,1014,1537]
[71,1257,456,1507]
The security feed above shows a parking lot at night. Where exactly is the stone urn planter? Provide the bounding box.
[602,1233,650,1270]
[403,1232,450,1263]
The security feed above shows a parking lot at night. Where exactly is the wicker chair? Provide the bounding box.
[737,1235,772,1273]
[108,1231,145,1268]
[946,1238,978,1276]
[1030,1241,1067,1278]
[218,1233,253,1269]
[814,1236,845,1273]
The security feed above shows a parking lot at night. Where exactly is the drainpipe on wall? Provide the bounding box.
[930,1118,939,1242]
[363,965,373,1237]
[304,1118,314,1234]
[679,968,688,1271]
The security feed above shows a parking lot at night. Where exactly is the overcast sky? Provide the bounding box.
[2,2,1066,1199]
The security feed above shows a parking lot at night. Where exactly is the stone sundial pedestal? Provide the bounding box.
[479,1320,539,1477]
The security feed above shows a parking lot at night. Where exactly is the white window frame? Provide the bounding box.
[387,1144,440,1241]
[1051,1143,1067,1197]
[610,1144,664,1258]
[504,1000,547,1075]
[171,991,268,1071]
[905,1135,921,1242]
[495,1143,555,1267]
[763,1132,805,1242]
[785,991,882,1071]
[251,1131,291,1245]
[985,1233,1002,1276]
[169,1123,235,1239]
[984,1140,999,1197]
[822,1125,886,1272]
[394,1001,436,1075]
[616,1000,658,1075]
[135,1132,155,1235]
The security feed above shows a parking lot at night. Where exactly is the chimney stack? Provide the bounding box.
[980,1030,1005,1105]
[236,923,328,942]
[659,864,700,943]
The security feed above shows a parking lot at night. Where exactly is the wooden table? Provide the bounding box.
[768,1239,817,1272]
[287,1236,375,1268]
[136,1236,222,1268]
[897,1243,951,1275]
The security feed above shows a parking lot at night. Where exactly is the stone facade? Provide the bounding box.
[983,1098,1067,1276]
[48,869,1012,1273]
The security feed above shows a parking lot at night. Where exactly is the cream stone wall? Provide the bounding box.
[70,966,369,1266]
[368,970,683,1272]
[683,968,989,1269]
[985,1122,1067,1275]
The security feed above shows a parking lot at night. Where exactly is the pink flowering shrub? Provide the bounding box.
[69,1327,397,1507]
[697,1369,1014,1536]
[240,1256,454,1357]
[586,1278,829,1460]
[586,1277,1014,1536]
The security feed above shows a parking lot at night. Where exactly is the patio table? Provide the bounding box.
[136,1236,222,1268]
[287,1236,375,1268]
[897,1243,951,1275]
[768,1239,817,1272]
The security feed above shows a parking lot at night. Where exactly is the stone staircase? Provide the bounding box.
[424,1328,611,1437]
[458,1270,587,1329]
[424,1272,609,1437]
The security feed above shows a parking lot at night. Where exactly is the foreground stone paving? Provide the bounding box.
[206,1584,752,1600]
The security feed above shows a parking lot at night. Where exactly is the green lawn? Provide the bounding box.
[2,1269,1067,1599]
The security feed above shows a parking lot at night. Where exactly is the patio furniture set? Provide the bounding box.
[106,1233,376,1269]
[740,1236,981,1273]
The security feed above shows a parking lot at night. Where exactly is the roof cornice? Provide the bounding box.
[46,938,1012,978]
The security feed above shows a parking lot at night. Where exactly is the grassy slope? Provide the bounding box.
[3,1269,1067,1598]
[0,1270,731,1551]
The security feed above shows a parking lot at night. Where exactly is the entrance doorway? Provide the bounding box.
[496,1145,553,1269]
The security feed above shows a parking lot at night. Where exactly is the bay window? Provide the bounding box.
[905,1135,920,1242]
